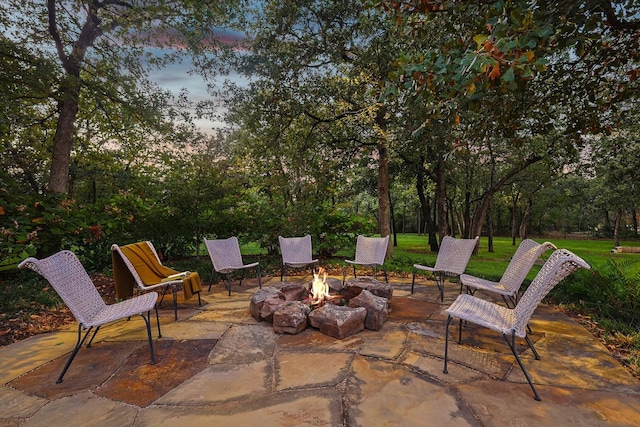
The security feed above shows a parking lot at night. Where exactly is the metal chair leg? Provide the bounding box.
[443,316,453,374]
[141,312,156,365]
[411,269,417,293]
[155,305,162,338]
[504,332,542,401]
[57,324,92,383]
[256,265,262,289]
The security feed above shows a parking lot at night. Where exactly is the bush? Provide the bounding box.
[550,258,640,328]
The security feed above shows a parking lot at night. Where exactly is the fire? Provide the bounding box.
[310,267,331,305]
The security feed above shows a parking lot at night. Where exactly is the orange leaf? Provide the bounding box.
[489,63,501,80]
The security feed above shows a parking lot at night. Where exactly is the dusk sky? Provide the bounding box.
[147,29,249,134]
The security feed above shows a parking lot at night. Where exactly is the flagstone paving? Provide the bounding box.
[1,275,640,426]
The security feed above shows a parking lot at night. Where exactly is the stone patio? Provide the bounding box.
[1,274,640,426]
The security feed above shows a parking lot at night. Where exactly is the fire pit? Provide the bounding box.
[250,268,392,339]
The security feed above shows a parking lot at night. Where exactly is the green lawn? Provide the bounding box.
[186,234,640,282]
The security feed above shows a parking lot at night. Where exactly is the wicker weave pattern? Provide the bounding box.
[414,236,478,277]
[347,235,389,267]
[446,249,590,338]
[18,250,157,328]
[279,235,318,267]
[460,239,556,298]
[204,236,259,274]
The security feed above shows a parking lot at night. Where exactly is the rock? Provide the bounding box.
[326,277,344,293]
[273,301,310,334]
[342,277,393,305]
[260,296,286,323]
[271,281,310,301]
[348,290,388,331]
[250,287,285,322]
[308,304,366,339]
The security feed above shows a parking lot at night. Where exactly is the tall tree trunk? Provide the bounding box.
[487,196,494,252]
[375,106,391,256]
[614,209,622,247]
[49,93,79,192]
[435,156,447,242]
[416,163,438,251]
[46,0,104,193]
[519,197,532,239]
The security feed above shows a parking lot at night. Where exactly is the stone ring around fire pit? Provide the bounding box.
[249,274,393,340]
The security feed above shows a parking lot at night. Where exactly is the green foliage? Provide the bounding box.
[551,258,640,328]
[0,269,63,318]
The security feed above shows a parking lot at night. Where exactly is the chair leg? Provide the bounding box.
[57,324,92,384]
[342,265,347,286]
[197,291,202,306]
[155,305,162,338]
[524,334,541,360]
[411,269,417,294]
[226,274,232,296]
[437,274,445,302]
[86,325,102,347]
[382,266,388,283]
[257,266,262,289]
[504,332,542,401]
[172,289,178,321]
[443,315,453,374]
[208,268,215,292]
[141,312,156,365]
[281,264,285,281]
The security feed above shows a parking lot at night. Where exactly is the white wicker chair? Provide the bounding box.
[278,235,318,281]
[443,249,590,401]
[343,235,390,284]
[461,239,557,307]
[111,241,201,321]
[18,250,159,384]
[412,236,479,301]
[204,236,261,296]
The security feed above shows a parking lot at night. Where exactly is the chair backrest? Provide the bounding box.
[513,249,590,337]
[354,235,390,265]
[433,236,479,275]
[204,236,244,271]
[279,235,313,264]
[498,239,557,294]
[111,241,164,290]
[18,251,107,326]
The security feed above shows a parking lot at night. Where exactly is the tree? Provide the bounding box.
[226,0,401,253]
[3,0,244,193]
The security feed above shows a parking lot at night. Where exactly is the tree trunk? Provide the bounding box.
[376,107,391,256]
[48,94,79,193]
[416,163,438,251]
[487,196,494,252]
[519,197,532,239]
[614,209,622,247]
[435,156,447,242]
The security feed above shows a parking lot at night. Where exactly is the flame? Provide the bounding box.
[310,267,331,305]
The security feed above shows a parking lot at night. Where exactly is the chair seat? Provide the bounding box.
[84,292,158,328]
[446,293,518,336]
[217,261,259,274]
[460,274,512,296]
[285,260,318,267]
